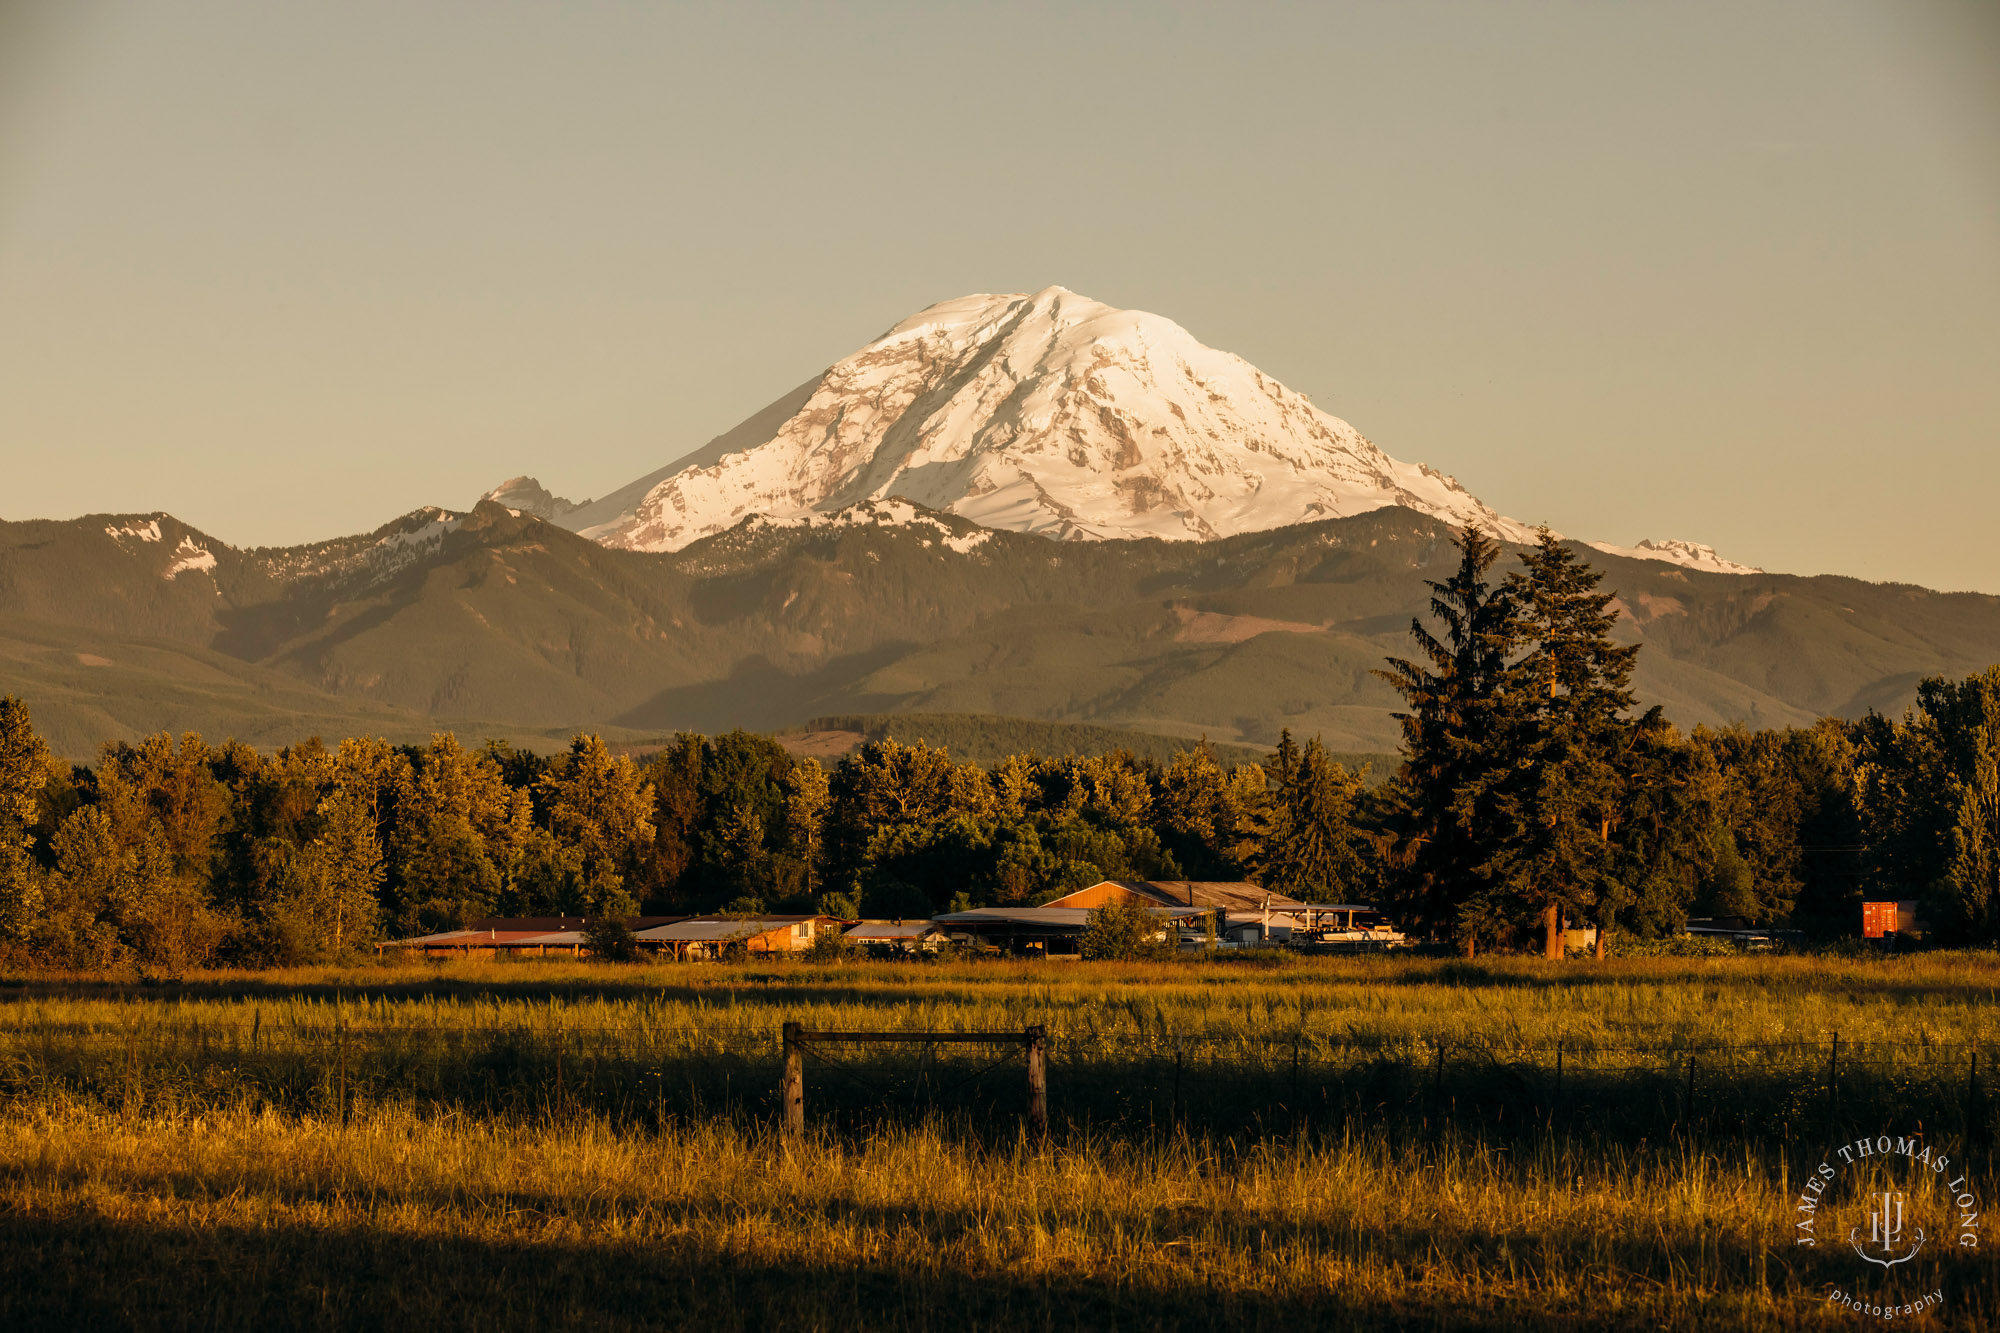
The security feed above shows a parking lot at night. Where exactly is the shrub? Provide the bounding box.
[583,917,639,962]
[1602,933,1739,959]
[805,926,853,961]
[1080,898,1176,961]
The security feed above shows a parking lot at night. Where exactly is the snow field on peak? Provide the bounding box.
[164,536,218,580]
[569,286,1539,554]
[105,519,164,545]
[734,500,996,552]
[1588,538,1762,576]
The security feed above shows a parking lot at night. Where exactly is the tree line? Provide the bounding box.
[1,529,1997,968]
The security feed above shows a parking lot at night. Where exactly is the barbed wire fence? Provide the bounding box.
[1,1003,1991,1149]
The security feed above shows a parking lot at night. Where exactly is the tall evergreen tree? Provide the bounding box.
[1255,738,1371,901]
[1482,530,1643,958]
[1376,526,1525,951]
[1609,715,1719,943]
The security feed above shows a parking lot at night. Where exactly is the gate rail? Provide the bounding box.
[780,1022,1047,1137]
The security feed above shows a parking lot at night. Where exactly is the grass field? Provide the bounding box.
[3,953,1996,1330]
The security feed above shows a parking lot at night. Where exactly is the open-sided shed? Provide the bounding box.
[632,916,838,960]
[844,921,946,953]
[933,905,1204,956]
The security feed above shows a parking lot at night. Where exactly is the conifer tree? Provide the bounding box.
[1482,530,1642,958]
[641,733,707,904]
[1608,714,1719,945]
[1376,526,1525,950]
[1256,738,1371,900]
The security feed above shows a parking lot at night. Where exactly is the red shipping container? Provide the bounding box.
[1862,901,1898,938]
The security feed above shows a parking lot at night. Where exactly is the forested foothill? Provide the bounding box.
[2,529,1998,970]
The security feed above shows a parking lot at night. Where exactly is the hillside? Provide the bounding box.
[786,713,1387,772]
[4,501,1997,757]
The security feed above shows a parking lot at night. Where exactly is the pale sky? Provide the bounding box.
[1,1,1995,588]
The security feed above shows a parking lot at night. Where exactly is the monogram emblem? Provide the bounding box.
[1850,1189,1926,1268]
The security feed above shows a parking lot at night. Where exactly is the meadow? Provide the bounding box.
[2,951,1996,1330]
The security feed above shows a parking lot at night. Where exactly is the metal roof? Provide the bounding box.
[498,931,590,946]
[465,916,683,932]
[1080,880,1309,912]
[380,930,478,947]
[385,917,687,946]
[935,905,1204,929]
[935,907,1092,927]
[633,917,816,943]
[845,922,943,940]
[387,929,561,947]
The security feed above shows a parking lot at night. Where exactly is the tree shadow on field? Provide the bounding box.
[1377,959,2000,1009]
[0,975,962,1012]
[3,1200,1977,1333]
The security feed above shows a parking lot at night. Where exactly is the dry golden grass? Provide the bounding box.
[0,1101,1922,1331]
[1,951,1996,1330]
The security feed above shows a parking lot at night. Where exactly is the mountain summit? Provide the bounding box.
[481,476,586,522]
[550,287,1540,552]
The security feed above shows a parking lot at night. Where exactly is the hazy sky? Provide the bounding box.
[2,1,1995,588]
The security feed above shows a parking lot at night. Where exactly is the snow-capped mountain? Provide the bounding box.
[510,285,1748,573]
[549,287,1538,552]
[1587,539,1762,576]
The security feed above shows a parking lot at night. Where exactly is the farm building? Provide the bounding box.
[1040,882,1406,949]
[1043,881,1307,946]
[933,905,1205,956]
[379,917,683,957]
[844,921,946,953]
[1286,905,1408,952]
[632,915,842,960]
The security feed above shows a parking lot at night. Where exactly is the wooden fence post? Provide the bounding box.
[337,998,348,1128]
[1431,1040,1445,1126]
[1025,1025,1047,1140]
[782,1022,805,1138]
[1968,1049,1982,1142]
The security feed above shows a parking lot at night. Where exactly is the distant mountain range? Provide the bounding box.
[3,499,1993,760]
[10,286,1991,760]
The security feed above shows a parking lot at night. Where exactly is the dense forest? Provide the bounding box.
[1,529,1997,969]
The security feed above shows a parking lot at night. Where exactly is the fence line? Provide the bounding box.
[1,1016,1990,1061]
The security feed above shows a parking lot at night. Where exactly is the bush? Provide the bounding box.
[583,917,639,962]
[816,892,860,921]
[805,927,853,961]
[1080,898,1176,961]
[1602,933,1740,959]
